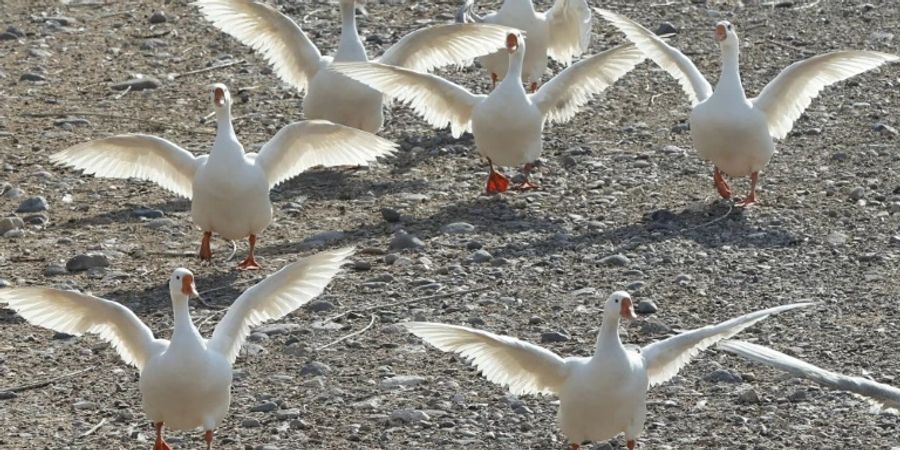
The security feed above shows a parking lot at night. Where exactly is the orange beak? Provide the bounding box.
[620,297,636,320]
[715,24,727,42]
[214,87,225,106]
[506,33,518,53]
[181,274,199,298]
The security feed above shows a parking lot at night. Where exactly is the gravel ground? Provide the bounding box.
[0,0,898,449]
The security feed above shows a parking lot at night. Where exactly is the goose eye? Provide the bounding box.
[727,25,732,30]
[176,276,181,280]
[615,299,619,303]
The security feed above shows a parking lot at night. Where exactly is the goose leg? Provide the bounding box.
[485,158,510,194]
[491,73,498,89]
[204,430,214,450]
[713,166,732,199]
[153,422,172,450]
[514,162,540,190]
[529,81,538,93]
[570,445,579,450]
[199,231,213,261]
[736,171,759,207]
[236,234,261,271]
[627,440,636,450]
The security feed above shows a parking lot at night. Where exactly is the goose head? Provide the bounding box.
[714,21,739,49]
[169,268,199,302]
[210,83,231,110]
[605,290,636,322]
[505,31,525,55]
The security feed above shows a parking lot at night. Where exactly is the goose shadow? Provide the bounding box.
[98,269,244,316]
[492,201,799,257]
[53,198,191,230]
[272,168,432,202]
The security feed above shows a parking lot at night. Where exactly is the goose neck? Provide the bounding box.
[171,296,200,343]
[716,44,745,97]
[336,2,366,62]
[595,314,624,354]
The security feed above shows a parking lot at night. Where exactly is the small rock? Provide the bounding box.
[849,186,866,201]
[20,72,46,82]
[24,214,48,226]
[380,208,401,223]
[66,253,110,272]
[640,319,672,335]
[148,11,167,24]
[45,264,67,276]
[441,222,475,234]
[73,401,96,410]
[0,217,24,235]
[300,361,331,377]
[0,279,11,288]
[381,375,427,388]
[306,299,335,312]
[250,401,278,413]
[255,323,301,336]
[132,208,164,219]
[3,187,24,199]
[467,317,485,326]
[0,32,19,41]
[788,389,807,402]
[241,418,261,428]
[470,249,492,263]
[16,196,49,213]
[737,388,761,404]
[655,22,677,35]
[873,123,898,137]
[389,231,424,251]
[674,274,692,285]
[275,408,300,420]
[111,77,161,91]
[598,254,630,267]
[704,369,742,384]
[635,300,658,314]
[145,218,176,229]
[0,391,17,400]
[826,232,849,245]
[540,331,570,343]
[465,240,483,250]
[353,260,371,271]
[389,409,429,425]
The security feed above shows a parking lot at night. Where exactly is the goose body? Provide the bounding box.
[404,292,813,448]
[196,0,518,133]
[457,0,592,91]
[51,84,395,269]
[332,32,645,193]
[597,9,898,205]
[0,248,352,449]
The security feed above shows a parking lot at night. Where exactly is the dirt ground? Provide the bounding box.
[0,0,898,448]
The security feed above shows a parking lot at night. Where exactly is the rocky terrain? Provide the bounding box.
[0,0,898,448]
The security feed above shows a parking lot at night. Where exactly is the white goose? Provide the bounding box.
[0,247,351,450]
[195,0,517,133]
[51,84,394,270]
[456,0,592,92]
[331,32,645,193]
[719,340,899,413]
[404,292,813,449]
[596,9,898,206]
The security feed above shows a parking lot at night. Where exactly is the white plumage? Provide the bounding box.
[194,0,517,133]
[51,84,395,269]
[597,8,898,206]
[719,340,900,413]
[405,292,812,448]
[457,0,593,90]
[331,32,644,193]
[0,247,351,448]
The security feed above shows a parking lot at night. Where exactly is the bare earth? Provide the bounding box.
[0,0,898,449]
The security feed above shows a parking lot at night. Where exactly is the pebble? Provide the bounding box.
[16,196,49,213]
[73,401,96,410]
[849,186,866,201]
[598,254,630,267]
[441,222,475,234]
[635,299,658,314]
[148,11,167,24]
[470,249,492,263]
[380,375,427,388]
[353,260,371,271]
[145,218,176,229]
[111,77,161,91]
[640,319,672,335]
[389,409,429,425]
[465,240,482,250]
[0,279,11,288]
[0,32,18,41]
[275,408,301,420]
[3,187,24,199]
[300,361,331,376]
[241,418,261,428]
[737,389,761,404]
[873,123,898,137]
[389,230,424,251]
[0,391,17,400]
[380,207,401,223]
[306,299,335,312]
[255,323,301,336]
[655,21,677,35]
[66,253,110,272]
[45,264,67,276]
[674,274,692,285]
[0,217,24,235]
[20,72,46,82]
[132,208,164,219]
[250,401,278,413]
[827,232,849,245]
[704,369,742,384]
[540,331,570,343]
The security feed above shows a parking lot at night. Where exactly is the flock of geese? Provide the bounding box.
[1,0,898,449]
